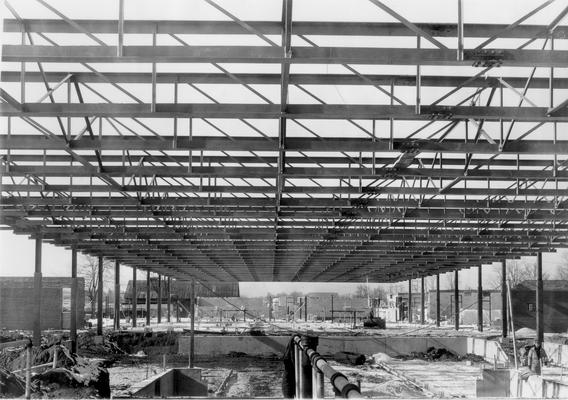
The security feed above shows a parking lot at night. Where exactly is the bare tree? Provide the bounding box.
[79,255,113,318]
[354,284,388,303]
[495,258,549,289]
[555,250,568,280]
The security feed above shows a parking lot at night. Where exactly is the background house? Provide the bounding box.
[511,280,568,333]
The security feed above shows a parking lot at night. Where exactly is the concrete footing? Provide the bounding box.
[128,368,207,398]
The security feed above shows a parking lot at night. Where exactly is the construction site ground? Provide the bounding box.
[4,320,566,398]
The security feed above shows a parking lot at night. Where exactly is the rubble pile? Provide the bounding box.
[0,340,111,398]
[396,347,485,363]
[32,357,110,398]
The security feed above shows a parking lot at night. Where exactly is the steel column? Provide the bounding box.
[536,252,544,343]
[420,276,425,324]
[132,267,137,328]
[189,278,195,368]
[114,260,120,330]
[435,273,440,327]
[157,274,162,323]
[477,265,483,332]
[167,277,171,323]
[454,270,459,331]
[97,256,104,335]
[408,278,412,323]
[146,270,151,325]
[33,235,42,346]
[70,248,77,353]
[501,260,508,338]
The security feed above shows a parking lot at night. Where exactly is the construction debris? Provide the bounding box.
[396,347,485,363]
[362,316,386,329]
[333,351,366,366]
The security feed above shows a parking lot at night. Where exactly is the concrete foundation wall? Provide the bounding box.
[178,335,468,358]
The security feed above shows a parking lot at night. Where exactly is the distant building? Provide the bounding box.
[122,279,239,318]
[396,289,502,324]
[511,280,568,333]
[0,277,85,330]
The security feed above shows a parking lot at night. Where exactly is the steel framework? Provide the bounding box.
[1,0,568,283]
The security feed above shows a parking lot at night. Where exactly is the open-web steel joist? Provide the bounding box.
[1,0,568,283]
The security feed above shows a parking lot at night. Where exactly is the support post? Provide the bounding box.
[304,296,308,322]
[167,277,171,323]
[294,344,301,398]
[114,260,120,330]
[454,270,459,331]
[132,267,137,328]
[70,248,77,353]
[420,276,425,324]
[330,295,334,323]
[157,274,162,324]
[436,273,440,327]
[97,256,104,335]
[457,0,464,60]
[536,252,544,343]
[477,265,483,332]
[189,279,195,368]
[408,278,412,323]
[117,0,124,56]
[33,235,42,346]
[501,260,508,338]
[146,271,151,326]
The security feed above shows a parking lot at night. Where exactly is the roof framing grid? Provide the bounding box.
[1,0,568,283]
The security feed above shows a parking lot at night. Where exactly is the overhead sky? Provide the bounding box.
[1,0,567,295]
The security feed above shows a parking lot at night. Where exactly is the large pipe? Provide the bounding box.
[33,235,42,346]
[70,248,77,353]
[294,343,301,397]
[97,256,103,335]
[293,335,360,398]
